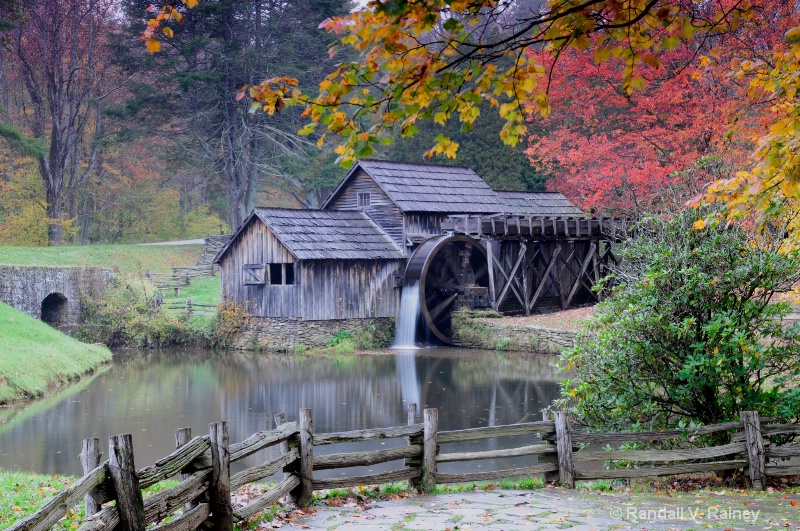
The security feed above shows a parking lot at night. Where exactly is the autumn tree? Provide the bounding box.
[10,0,117,245]
[526,0,794,216]
[129,0,350,228]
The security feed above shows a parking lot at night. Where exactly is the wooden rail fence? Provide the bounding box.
[11,408,800,531]
[165,299,216,318]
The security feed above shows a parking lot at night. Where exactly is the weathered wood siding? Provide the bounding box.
[404,213,447,242]
[300,259,403,320]
[219,220,300,318]
[326,169,404,249]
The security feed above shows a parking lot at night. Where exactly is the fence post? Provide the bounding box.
[741,411,766,490]
[79,438,102,517]
[419,408,439,492]
[406,403,418,489]
[291,408,314,506]
[186,299,192,319]
[554,411,574,488]
[175,427,198,512]
[408,403,417,425]
[274,413,290,480]
[540,411,559,483]
[209,421,233,531]
[108,434,146,531]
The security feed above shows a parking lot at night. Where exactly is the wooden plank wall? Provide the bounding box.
[325,169,405,248]
[403,213,448,249]
[219,220,300,318]
[301,259,404,320]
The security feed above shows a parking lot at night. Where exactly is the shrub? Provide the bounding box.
[209,301,250,348]
[557,208,800,431]
[78,275,193,348]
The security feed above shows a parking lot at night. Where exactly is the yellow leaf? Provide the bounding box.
[182,0,198,7]
[785,26,800,43]
[699,55,711,67]
[693,218,707,230]
[162,26,173,38]
[146,38,161,53]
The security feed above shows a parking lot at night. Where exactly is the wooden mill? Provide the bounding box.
[215,160,625,344]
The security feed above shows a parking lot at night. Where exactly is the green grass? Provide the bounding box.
[162,275,221,306]
[0,244,203,275]
[0,302,111,403]
[0,470,82,530]
[0,470,179,530]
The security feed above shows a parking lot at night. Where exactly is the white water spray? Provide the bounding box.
[393,281,421,349]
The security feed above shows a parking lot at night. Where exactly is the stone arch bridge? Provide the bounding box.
[0,266,115,327]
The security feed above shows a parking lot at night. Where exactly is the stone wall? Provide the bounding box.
[0,266,115,325]
[235,316,395,351]
[452,314,577,354]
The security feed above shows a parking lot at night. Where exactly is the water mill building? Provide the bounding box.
[214,159,618,349]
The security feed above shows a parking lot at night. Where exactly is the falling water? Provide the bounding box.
[393,281,421,349]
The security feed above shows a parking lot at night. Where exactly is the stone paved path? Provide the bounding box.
[287,488,800,531]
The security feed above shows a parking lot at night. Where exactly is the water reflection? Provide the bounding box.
[0,348,561,477]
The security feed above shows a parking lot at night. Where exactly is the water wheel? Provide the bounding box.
[404,234,490,344]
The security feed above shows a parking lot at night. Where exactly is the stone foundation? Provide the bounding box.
[452,314,577,354]
[235,317,395,351]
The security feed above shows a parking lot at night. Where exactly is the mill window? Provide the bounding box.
[357,192,371,208]
[269,263,283,285]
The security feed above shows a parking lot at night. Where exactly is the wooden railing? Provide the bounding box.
[165,299,216,317]
[11,408,799,531]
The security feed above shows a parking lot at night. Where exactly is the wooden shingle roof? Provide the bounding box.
[249,208,404,260]
[324,159,507,213]
[495,191,584,217]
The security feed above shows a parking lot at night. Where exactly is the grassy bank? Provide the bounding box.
[0,243,203,274]
[0,302,111,403]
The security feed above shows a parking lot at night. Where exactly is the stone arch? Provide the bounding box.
[41,292,68,325]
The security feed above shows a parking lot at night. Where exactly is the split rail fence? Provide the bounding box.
[11,408,800,531]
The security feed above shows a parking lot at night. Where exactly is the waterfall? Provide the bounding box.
[392,281,421,349]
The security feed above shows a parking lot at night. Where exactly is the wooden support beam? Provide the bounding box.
[495,244,527,310]
[529,244,561,312]
[565,242,596,308]
[484,241,496,307]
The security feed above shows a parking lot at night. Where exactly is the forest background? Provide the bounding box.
[0,0,794,246]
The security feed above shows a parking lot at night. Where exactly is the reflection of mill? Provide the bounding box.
[396,351,555,429]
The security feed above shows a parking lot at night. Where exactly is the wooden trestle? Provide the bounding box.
[442,214,629,314]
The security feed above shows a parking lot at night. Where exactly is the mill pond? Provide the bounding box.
[0,347,560,479]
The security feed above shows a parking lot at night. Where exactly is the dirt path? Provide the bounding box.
[278,487,800,531]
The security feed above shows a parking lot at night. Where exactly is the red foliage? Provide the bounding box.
[526,0,794,216]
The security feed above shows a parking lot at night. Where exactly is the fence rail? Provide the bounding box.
[11,408,798,531]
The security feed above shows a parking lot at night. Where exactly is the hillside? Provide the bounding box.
[0,302,112,403]
[0,244,203,275]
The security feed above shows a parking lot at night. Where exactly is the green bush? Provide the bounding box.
[78,276,205,348]
[557,209,800,432]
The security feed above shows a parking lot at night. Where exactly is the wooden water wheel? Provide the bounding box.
[404,234,490,344]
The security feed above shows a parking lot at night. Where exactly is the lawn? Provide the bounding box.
[162,275,221,306]
[0,302,111,404]
[0,244,204,275]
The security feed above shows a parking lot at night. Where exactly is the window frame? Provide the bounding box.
[357,192,371,208]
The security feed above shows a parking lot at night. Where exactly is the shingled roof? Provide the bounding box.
[495,191,584,217]
[323,159,507,213]
[215,208,405,262]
